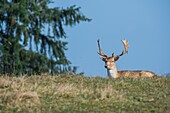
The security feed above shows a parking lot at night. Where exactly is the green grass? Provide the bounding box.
[0,75,169,113]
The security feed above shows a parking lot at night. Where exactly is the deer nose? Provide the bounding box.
[104,65,107,68]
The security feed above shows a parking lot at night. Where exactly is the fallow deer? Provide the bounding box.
[97,39,156,78]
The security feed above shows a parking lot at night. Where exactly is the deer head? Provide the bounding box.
[97,39,129,70]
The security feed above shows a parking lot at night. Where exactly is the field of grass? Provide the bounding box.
[0,75,169,113]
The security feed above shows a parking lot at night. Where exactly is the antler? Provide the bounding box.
[97,39,129,62]
[97,39,108,58]
[120,39,129,56]
[114,39,129,61]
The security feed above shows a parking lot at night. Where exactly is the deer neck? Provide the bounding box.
[107,63,119,78]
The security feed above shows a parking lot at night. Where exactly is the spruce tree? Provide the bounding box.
[0,0,91,75]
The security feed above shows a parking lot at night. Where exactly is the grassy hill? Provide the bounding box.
[0,75,169,113]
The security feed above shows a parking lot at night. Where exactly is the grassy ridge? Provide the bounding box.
[0,75,169,113]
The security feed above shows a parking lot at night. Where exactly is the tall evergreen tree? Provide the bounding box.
[0,0,91,75]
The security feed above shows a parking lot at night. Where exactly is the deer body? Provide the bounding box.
[97,39,156,78]
[118,70,156,78]
[107,68,156,78]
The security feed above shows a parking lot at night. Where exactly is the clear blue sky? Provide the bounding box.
[52,0,170,77]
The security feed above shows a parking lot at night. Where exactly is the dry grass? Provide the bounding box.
[0,75,169,112]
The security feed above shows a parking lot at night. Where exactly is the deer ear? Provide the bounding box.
[100,57,107,61]
[114,56,120,61]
